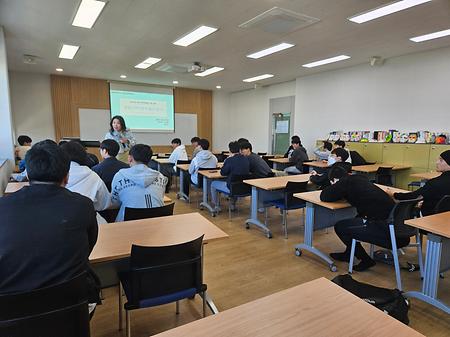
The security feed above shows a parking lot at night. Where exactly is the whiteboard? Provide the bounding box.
[78,108,197,145]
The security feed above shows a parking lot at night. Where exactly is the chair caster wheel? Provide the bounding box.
[330,265,338,272]
[245,223,250,229]
[266,232,272,239]
[295,249,302,257]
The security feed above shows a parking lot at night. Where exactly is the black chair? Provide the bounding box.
[350,150,368,166]
[375,166,393,186]
[0,273,90,337]
[262,155,275,169]
[124,203,175,221]
[435,195,450,213]
[215,153,228,162]
[268,181,308,238]
[118,236,207,337]
[257,152,267,156]
[216,174,253,220]
[348,198,422,291]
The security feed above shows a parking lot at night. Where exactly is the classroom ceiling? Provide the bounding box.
[1,0,450,92]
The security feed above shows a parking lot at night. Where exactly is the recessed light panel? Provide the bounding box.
[173,25,218,47]
[72,0,106,29]
[247,43,295,59]
[242,74,274,82]
[194,67,224,77]
[135,57,162,69]
[59,44,80,59]
[410,28,450,42]
[302,55,350,68]
[56,68,64,72]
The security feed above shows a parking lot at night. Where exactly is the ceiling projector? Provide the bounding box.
[188,62,206,73]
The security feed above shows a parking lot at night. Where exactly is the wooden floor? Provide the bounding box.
[91,191,450,337]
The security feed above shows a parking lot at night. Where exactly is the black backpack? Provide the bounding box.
[331,274,410,325]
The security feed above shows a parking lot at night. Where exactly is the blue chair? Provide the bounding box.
[268,181,308,238]
[118,236,207,337]
[216,174,253,220]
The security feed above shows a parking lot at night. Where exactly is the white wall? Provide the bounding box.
[212,91,231,151]
[9,71,55,142]
[295,46,450,152]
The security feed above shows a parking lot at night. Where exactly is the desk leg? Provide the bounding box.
[200,176,216,216]
[404,234,450,314]
[245,186,272,238]
[274,162,278,170]
[294,202,337,272]
[176,170,189,202]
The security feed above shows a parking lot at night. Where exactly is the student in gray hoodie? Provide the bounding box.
[111,144,168,222]
[188,139,218,185]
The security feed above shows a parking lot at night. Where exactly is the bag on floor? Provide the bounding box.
[331,274,410,325]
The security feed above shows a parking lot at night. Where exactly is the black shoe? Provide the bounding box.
[353,259,376,272]
[330,252,350,262]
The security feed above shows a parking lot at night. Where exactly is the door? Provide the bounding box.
[272,113,290,155]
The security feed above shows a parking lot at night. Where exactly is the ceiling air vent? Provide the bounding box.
[239,7,320,35]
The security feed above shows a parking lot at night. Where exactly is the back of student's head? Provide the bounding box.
[335,140,346,148]
[18,135,32,146]
[324,141,332,151]
[332,147,349,162]
[199,138,210,150]
[60,140,88,166]
[237,138,249,145]
[328,163,350,181]
[100,139,120,157]
[240,141,252,152]
[228,141,240,154]
[26,141,70,183]
[171,138,181,145]
[191,136,200,144]
[129,144,153,163]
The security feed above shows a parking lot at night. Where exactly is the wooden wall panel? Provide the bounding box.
[51,77,212,145]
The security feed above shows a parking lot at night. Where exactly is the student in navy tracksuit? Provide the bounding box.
[210,141,250,211]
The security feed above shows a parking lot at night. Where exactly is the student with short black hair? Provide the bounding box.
[210,141,250,211]
[92,139,129,192]
[61,141,110,211]
[238,138,249,144]
[188,139,218,185]
[240,142,272,178]
[320,164,397,271]
[284,138,308,174]
[168,138,188,169]
[283,135,300,158]
[314,141,333,161]
[334,140,352,163]
[0,141,100,310]
[310,148,352,189]
[191,136,201,158]
[15,135,32,161]
[111,144,168,221]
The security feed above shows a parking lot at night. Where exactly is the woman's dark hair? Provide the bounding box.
[18,135,32,145]
[199,138,210,150]
[228,141,240,154]
[60,141,89,166]
[328,163,350,181]
[100,139,120,157]
[129,144,153,163]
[323,141,332,151]
[26,141,70,183]
[110,115,127,133]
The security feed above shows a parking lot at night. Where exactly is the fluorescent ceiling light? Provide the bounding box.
[173,25,218,47]
[194,66,224,77]
[247,42,295,59]
[59,44,80,59]
[56,68,63,72]
[216,85,221,89]
[134,57,162,69]
[242,74,274,82]
[72,0,106,29]
[348,0,431,24]
[302,55,351,68]
[410,28,450,42]
[120,74,127,78]
[173,80,179,84]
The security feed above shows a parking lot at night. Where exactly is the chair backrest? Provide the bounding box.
[388,197,423,238]
[175,159,191,174]
[215,154,228,162]
[375,167,393,186]
[284,181,309,207]
[257,152,267,156]
[0,273,90,337]
[124,202,175,221]
[229,174,253,197]
[262,156,274,169]
[127,235,204,304]
[350,151,367,166]
[434,195,450,213]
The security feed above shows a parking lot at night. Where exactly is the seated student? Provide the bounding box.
[168,138,188,170]
[284,138,308,174]
[314,141,333,161]
[0,141,100,310]
[92,139,129,192]
[283,135,300,158]
[310,148,352,189]
[210,141,250,211]
[15,135,32,161]
[320,164,397,271]
[240,142,272,178]
[334,140,352,163]
[388,150,450,216]
[188,138,218,186]
[191,136,201,159]
[111,144,168,221]
[61,141,110,211]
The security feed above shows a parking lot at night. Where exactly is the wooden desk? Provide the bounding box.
[410,171,441,187]
[90,212,228,314]
[153,277,424,337]
[404,212,450,314]
[269,157,290,170]
[352,163,411,173]
[243,174,311,238]
[293,185,409,271]
[153,158,172,172]
[303,160,329,169]
[198,170,225,215]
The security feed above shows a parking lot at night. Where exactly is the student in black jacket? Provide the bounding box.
[310,148,352,189]
[240,142,272,178]
[387,150,450,216]
[92,139,129,192]
[284,138,308,174]
[0,141,100,312]
[320,165,397,271]
[283,135,300,158]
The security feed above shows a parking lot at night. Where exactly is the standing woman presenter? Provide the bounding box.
[105,115,136,162]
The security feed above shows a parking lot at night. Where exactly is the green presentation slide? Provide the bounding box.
[110,90,175,131]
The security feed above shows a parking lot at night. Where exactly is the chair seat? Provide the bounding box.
[216,188,251,198]
[269,199,306,211]
[119,273,198,310]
